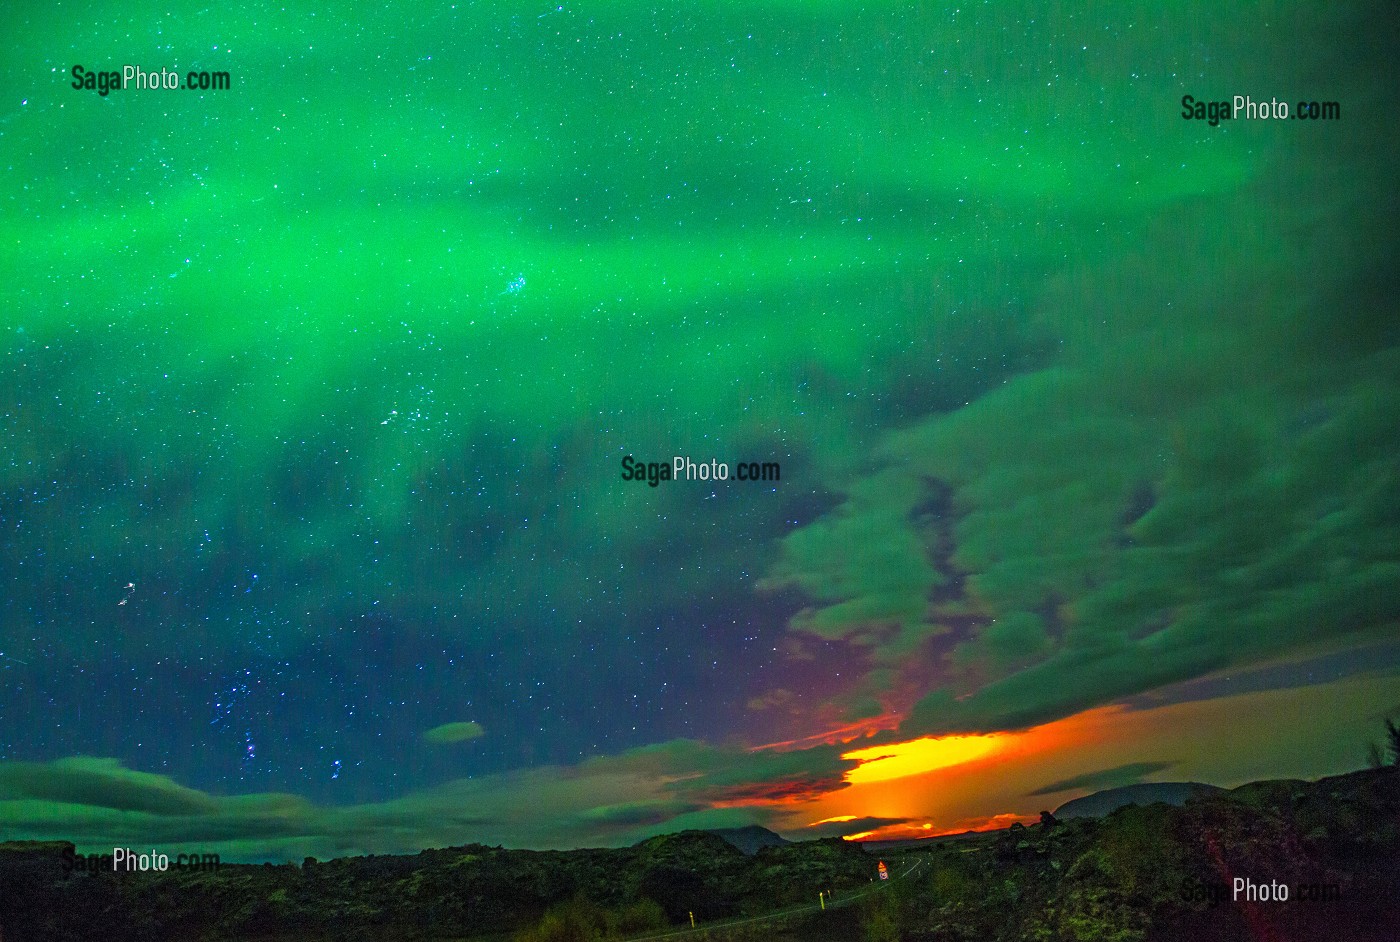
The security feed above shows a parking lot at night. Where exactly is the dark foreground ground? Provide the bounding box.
[2,766,1397,941]
[859,766,1400,942]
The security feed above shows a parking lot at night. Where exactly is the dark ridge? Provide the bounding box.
[1054,781,1225,819]
[703,825,791,855]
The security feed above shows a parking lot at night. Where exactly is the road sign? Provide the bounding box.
[878,860,888,881]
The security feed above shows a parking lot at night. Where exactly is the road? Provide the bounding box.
[622,855,927,942]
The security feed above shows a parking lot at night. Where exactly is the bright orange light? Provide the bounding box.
[841,733,1006,784]
[841,812,1034,842]
[810,814,858,825]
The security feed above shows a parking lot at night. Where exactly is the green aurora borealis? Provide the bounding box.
[1,0,1398,859]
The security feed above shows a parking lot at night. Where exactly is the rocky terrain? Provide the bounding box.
[0,827,873,941]
[2,766,1397,941]
[859,766,1400,942]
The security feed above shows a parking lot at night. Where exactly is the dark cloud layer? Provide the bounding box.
[803,817,911,840]
[770,125,1400,737]
[0,758,218,816]
[0,740,854,859]
[1027,762,1176,798]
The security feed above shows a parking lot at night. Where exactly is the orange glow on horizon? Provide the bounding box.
[771,678,1400,846]
[810,814,858,825]
[841,732,1007,784]
[715,702,1143,839]
[842,812,1035,842]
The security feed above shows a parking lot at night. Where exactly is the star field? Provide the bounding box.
[1,0,1398,859]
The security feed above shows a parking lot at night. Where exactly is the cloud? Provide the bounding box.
[1118,638,1400,714]
[0,757,218,816]
[1026,761,1175,797]
[421,721,485,745]
[580,800,706,826]
[804,816,910,840]
[702,778,848,806]
[746,688,798,712]
[0,739,858,862]
[758,147,1400,739]
[758,469,942,656]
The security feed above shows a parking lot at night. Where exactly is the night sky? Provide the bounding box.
[2,1,1398,861]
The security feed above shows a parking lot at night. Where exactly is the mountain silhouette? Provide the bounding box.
[1053,781,1224,819]
[704,825,791,855]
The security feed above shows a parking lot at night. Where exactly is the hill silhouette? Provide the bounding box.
[1053,781,1225,819]
[704,825,790,855]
